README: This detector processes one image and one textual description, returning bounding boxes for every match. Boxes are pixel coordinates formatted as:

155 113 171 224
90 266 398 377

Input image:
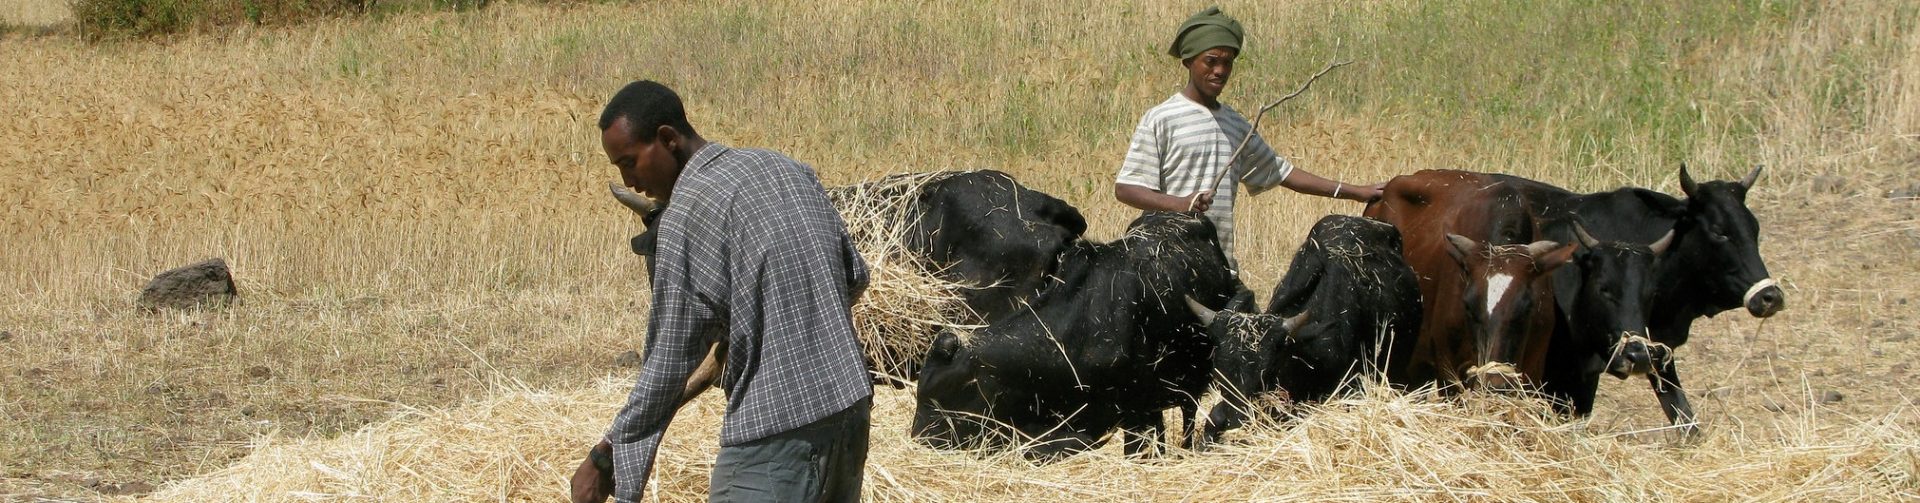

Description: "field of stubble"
2 0 1917 501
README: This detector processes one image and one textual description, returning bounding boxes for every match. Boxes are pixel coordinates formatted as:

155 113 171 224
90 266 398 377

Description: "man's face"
1185 47 1238 102
601 117 683 203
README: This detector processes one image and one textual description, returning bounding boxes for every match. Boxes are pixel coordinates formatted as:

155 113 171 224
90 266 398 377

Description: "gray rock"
0 330 11 343
138 258 238 310
1820 390 1844 404
1812 174 1846 194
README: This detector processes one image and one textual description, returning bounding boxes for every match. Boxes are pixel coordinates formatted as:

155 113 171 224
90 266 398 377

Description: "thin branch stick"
1189 52 1353 211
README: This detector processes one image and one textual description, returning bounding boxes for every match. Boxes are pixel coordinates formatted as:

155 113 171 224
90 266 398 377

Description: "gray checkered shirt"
605 143 873 502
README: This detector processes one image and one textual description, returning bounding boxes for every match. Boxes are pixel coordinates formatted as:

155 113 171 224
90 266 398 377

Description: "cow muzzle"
1467 362 1528 392
1744 278 1785 318
1605 333 1668 378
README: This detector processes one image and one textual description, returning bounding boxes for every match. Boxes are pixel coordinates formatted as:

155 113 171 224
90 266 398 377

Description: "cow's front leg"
1647 357 1698 437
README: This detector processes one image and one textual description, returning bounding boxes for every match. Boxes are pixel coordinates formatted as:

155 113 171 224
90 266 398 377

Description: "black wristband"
590 446 614 472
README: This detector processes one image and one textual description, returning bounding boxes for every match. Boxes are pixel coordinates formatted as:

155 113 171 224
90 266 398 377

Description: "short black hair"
599 80 698 142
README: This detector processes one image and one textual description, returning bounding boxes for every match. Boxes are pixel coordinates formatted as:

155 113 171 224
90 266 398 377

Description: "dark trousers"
709 397 871 503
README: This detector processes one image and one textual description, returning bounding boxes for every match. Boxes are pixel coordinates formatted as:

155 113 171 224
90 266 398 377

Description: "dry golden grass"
1 0 1917 500
128 381 1920 502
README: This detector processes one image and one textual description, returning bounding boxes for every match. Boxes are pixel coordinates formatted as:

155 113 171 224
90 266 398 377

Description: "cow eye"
1709 232 1731 243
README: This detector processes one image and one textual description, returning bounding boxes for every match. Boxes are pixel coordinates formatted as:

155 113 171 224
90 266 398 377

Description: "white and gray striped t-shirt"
1116 93 1294 267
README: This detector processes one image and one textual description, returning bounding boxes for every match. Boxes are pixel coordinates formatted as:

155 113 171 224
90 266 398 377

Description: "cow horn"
1648 228 1675 256
609 182 655 216
1739 164 1763 189
1445 234 1479 262
1572 221 1601 249
1524 240 1562 257
1281 310 1310 333
1678 163 1699 198
1183 296 1218 327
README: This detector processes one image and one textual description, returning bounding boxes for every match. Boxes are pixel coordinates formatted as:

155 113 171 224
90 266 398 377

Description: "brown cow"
1364 170 1574 390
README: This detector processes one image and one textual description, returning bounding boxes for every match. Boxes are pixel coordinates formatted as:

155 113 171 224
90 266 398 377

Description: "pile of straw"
131 380 1917 502
828 171 981 382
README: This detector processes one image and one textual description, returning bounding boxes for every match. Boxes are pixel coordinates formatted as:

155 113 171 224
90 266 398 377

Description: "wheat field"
2 0 1917 501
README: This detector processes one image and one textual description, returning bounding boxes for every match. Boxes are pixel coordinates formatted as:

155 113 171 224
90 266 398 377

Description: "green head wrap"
1168 6 1245 60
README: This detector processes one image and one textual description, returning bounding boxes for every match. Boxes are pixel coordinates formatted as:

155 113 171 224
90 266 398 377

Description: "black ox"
1498 165 1784 430
611 170 1089 386
1183 215 1423 449
911 212 1240 460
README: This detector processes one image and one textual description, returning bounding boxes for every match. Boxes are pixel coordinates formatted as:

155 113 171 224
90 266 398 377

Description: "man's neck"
1180 85 1220 110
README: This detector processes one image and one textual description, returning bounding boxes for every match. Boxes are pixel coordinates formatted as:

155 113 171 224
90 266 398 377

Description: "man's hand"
1348 182 1386 203
1186 191 1214 212
570 440 616 503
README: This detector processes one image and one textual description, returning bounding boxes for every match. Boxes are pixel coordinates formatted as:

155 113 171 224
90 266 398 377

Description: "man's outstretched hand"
571 440 615 503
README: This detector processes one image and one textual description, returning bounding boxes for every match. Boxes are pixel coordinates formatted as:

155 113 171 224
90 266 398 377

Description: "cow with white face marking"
1365 170 1574 391
1498 165 1782 431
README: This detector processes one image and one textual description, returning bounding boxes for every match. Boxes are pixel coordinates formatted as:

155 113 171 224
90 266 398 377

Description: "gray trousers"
709 397 871 502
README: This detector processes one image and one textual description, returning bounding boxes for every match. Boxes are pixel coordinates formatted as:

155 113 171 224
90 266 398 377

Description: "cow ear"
1678 163 1699 198
1530 240 1577 273
1445 234 1478 265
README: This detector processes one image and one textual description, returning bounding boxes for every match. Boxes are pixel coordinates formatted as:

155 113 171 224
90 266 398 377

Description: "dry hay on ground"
130 379 1918 502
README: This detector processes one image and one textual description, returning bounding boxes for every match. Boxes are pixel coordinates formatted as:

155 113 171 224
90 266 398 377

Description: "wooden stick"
1189 53 1353 211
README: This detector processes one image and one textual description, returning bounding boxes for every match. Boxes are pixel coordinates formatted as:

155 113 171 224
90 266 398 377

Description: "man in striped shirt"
1115 6 1384 269
571 81 873 503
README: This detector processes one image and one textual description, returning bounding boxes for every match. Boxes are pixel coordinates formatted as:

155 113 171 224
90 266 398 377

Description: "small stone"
614 350 643 368
1820 390 1844 404
1812 174 1845 194
0 330 12 342
244 365 273 380
1763 400 1787 412
240 406 257 417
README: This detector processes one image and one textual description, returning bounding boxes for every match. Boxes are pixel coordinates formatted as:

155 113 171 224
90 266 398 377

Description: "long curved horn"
1183 295 1218 326
1678 163 1699 197
1648 228 1676 256
1572 221 1601 249
609 182 655 216
1739 164 1763 189
1280 310 1311 333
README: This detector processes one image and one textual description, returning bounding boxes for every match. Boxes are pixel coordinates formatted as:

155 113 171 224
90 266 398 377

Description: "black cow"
911 212 1240 460
621 170 1086 323
616 170 1088 383
1497 164 1783 429
877 170 1089 323
1182 215 1423 449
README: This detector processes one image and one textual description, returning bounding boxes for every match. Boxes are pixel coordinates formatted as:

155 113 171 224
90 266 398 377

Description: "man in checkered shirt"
571 80 873 503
